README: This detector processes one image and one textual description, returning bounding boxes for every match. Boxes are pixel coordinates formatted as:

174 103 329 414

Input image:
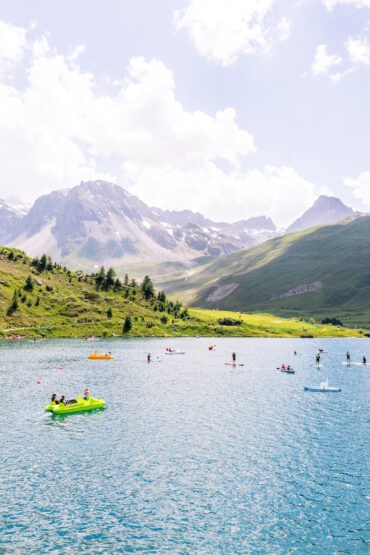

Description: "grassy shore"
0 246 366 339
189 308 363 338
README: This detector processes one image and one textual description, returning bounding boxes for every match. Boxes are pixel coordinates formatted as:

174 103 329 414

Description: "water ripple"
0 337 369 553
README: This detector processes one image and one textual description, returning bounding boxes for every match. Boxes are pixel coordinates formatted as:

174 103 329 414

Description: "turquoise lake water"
0 337 369 553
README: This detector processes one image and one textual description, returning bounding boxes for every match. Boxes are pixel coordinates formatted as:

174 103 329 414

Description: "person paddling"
232 352 236 363
363 356 367 364
147 353 151 363
346 351 350 363
316 353 320 364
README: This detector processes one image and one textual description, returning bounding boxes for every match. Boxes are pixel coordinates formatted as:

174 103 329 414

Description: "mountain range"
2 181 276 276
0 181 362 287
163 216 370 327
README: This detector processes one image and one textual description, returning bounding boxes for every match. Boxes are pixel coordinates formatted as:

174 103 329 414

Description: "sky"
0 0 369 227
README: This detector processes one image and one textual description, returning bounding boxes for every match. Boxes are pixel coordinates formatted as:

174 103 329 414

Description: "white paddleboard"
225 363 244 367
342 361 369 366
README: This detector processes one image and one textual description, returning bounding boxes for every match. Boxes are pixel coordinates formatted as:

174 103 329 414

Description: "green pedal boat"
45 396 106 414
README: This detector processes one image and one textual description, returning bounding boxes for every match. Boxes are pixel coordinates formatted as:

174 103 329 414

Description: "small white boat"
304 379 341 392
165 350 185 355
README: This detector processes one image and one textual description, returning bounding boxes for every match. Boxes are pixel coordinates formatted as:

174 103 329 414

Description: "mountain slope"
7 181 276 277
0 246 361 338
0 200 22 243
163 216 370 327
287 195 354 233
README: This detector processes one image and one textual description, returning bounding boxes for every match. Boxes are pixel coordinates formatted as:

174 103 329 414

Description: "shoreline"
1 329 366 340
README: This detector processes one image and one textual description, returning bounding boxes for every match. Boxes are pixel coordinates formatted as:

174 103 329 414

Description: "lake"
0 337 369 553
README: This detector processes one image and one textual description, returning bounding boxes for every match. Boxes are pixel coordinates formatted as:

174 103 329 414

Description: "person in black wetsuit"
363 356 367 364
59 394 77 405
316 353 320 364
232 352 236 362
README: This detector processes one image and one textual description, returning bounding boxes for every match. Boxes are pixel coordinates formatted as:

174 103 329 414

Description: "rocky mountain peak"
287 195 355 233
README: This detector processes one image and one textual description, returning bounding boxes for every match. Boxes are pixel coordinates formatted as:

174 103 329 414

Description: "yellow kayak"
88 353 114 360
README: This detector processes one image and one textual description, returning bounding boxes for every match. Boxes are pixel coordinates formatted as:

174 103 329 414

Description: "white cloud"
330 66 357 83
311 44 342 76
90 56 255 168
124 164 320 228
311 34 370 83
0 22 319 226
346 35 370 64
344 172 370 206
174 0 290 65
0 20 27 72
322 0 370 9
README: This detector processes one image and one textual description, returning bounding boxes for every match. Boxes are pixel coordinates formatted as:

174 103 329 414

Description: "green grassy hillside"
163 216 370 328
0 246 363 338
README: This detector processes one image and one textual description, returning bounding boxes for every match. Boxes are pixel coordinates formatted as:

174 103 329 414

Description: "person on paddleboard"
316 353 320 364
232 352 236 362
147 353 151 363
346 351 350 362
363 356 367 364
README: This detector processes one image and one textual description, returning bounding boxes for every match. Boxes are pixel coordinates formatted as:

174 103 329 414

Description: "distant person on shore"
232 352 236 362
346 351 350 363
